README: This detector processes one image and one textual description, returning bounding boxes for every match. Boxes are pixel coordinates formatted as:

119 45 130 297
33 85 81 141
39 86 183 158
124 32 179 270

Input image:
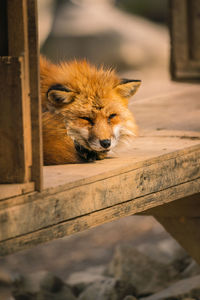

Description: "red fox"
40 56 141 165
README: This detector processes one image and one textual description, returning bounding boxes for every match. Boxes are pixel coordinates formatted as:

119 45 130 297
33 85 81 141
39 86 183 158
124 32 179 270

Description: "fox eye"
79 117 94 125
108 113 117 121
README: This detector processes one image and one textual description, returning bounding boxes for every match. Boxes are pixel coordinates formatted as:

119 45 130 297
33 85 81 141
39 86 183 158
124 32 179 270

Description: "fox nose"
100 139 111 149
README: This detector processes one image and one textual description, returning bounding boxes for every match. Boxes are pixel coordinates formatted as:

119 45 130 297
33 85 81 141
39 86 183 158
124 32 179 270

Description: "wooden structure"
0 0 200 266
170 0 200 80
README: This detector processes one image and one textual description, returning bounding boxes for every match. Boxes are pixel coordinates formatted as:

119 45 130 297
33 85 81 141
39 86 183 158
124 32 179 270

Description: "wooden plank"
0 183 35 201
0 144 199 253
0 57 31 183
27 0 43 191
0 177 200 255
0 0 8 56
7 0 32 179
43 133 200 191
0 0 33 184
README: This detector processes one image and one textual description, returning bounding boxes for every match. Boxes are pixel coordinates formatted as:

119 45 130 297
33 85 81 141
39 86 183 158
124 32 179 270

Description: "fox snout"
100 139 111 149
88 136 113 152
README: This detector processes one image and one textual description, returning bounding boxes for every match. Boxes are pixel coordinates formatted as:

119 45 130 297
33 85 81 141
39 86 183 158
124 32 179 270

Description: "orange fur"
40 56 141 165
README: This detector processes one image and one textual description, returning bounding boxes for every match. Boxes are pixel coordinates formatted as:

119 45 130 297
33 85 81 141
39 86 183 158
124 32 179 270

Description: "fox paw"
96 152 107 160
74 141 97 162
74 141 108 162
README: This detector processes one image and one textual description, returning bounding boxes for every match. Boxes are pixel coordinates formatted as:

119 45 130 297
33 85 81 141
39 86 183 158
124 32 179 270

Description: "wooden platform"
0 86 200 261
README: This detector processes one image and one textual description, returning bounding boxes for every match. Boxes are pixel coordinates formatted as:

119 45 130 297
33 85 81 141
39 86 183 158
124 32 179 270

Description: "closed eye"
79 117 94 125
108 113 117 121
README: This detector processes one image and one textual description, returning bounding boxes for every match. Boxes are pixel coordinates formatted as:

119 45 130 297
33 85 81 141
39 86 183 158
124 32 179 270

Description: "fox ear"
47 84 75 106
115 79 141 98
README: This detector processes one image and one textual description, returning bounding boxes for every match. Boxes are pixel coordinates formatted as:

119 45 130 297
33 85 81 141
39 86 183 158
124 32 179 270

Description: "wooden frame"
170 0 200 81
0 0 42 191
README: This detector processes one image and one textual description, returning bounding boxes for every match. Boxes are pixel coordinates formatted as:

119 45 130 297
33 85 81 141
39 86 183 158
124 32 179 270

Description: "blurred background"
38 0 174 102
39 0 168 72
2 1 197 299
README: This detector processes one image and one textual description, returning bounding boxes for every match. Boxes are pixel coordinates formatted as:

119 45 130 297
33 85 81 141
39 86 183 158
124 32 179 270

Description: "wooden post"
27 0 43 190
143 194 200 264
170 0 200 81
0 0 42 190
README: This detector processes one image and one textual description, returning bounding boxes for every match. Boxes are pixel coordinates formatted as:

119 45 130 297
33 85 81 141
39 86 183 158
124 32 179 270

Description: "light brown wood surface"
0 183 35 201
0 141 199 254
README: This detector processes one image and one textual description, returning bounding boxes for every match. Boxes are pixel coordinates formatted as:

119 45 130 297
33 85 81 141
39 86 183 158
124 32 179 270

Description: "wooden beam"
0 178 200 256
0 0 32 183
156 216 200 265
0 144 199 255
27 0 43 191
0 0 42 189
141 194 200 264
170 0 200 81
0 183 35 201
0 57 31 183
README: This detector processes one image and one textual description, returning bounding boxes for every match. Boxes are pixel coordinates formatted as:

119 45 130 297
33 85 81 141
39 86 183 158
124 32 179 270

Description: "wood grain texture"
0 177 200 256
0 57 31 183
7 0 28 57
0 0 42 190
0 0 33 183
27 0 43 191
0 183 35 201
0 143 199 255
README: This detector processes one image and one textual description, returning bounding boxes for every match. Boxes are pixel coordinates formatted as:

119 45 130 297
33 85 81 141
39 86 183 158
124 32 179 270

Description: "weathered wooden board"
7 0 33 175
0 57 31 183
27 0 43 191
43 131 200 191
0 183 35 201
0 0 42 190
0 177 200 256
0 142 199 255
0 0 32 183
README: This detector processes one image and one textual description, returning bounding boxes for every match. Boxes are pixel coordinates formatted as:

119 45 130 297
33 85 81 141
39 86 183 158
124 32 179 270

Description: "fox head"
40 57 141 154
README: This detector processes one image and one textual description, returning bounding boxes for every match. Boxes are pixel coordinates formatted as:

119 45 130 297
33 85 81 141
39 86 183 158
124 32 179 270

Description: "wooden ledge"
0 132 199 255
0 86 200 255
